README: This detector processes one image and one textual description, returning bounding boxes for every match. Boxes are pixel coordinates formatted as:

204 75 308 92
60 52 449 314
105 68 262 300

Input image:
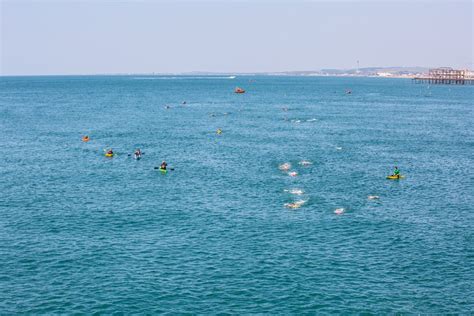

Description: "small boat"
234 87 245 94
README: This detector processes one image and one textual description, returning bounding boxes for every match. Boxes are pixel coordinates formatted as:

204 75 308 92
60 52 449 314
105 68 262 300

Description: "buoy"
82 136 90 142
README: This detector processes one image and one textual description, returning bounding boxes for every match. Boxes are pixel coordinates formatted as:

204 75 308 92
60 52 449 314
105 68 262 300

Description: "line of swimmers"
84 137 168 171
104 148 168 170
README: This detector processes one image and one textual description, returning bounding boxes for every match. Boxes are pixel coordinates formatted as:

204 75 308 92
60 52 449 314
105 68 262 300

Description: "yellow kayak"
386 175 405 180
105 153 114 157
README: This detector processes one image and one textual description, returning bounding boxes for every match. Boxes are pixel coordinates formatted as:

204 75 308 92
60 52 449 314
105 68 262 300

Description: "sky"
0 0 472 75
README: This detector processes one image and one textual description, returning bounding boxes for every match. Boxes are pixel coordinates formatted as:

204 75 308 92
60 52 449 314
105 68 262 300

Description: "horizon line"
3 65 468 77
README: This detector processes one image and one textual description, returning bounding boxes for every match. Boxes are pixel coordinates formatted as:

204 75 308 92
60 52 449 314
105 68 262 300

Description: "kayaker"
134 149 142 159
393 166 400 178
160 161 167 170
107 149 114 155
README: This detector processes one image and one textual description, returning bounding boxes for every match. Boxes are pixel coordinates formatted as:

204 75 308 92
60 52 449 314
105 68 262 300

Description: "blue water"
1 75 473 313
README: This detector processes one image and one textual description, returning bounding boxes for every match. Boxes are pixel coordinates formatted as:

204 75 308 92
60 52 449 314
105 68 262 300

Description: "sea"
0 75 473 313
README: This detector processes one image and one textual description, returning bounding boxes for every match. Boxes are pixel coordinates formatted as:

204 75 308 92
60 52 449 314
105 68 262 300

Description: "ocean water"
0 75 473 313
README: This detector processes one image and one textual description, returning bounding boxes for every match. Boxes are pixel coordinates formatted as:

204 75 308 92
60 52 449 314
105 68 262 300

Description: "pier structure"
413 68 474 85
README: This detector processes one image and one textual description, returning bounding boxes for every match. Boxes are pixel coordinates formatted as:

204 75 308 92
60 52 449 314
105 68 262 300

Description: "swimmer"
334 208 345 215
82 135 90 142
216 128 222 135
284 199 307 209
299 160 312 166
278 162 291 171
288 171 298 177
368 195 380 200
284 189 304 195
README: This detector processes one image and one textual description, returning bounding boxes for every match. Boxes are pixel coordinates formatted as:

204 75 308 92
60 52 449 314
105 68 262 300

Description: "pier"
413 68 474 85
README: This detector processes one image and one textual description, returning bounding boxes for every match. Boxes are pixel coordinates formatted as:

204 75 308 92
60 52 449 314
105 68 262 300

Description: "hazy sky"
1 0 472 75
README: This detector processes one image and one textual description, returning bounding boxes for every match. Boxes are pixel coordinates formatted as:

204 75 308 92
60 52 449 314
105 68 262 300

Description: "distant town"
280 67 474 80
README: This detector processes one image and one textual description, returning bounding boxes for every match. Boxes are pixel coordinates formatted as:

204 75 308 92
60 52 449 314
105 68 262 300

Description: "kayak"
386 175 405 180
134 155 141 160
105 153 114 157
159 168 167 174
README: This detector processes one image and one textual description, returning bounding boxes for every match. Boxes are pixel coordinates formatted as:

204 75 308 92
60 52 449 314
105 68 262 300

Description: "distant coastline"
3 67 473 78
134 67 431 79
134 67 435 79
